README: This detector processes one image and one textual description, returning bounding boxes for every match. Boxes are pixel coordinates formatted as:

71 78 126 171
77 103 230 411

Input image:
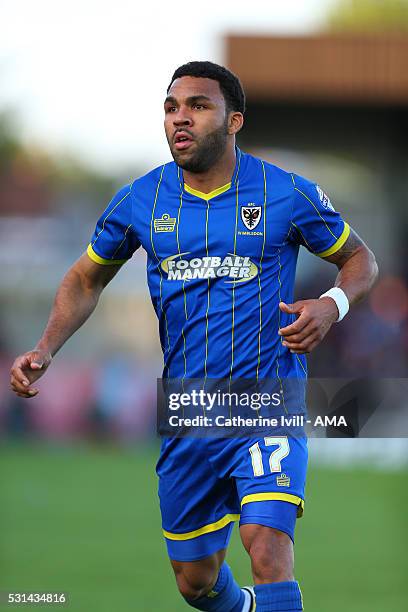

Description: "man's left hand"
278 298 339 354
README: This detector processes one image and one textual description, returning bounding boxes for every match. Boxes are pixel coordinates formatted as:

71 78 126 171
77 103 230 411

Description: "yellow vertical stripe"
295 354 307 375
176 190 188 381
256 161 267 381
276 247 288 414
86 244 128 265
317 222 350 258
292 173 348 254
290 221 314 252
111 223 132 259
234 148 242 185
294 185 338 240
92 190 130 247
149 166 171 374
203 199 211 381
229 180 240 384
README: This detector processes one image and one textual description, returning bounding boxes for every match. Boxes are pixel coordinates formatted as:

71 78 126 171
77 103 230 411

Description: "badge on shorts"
241 204 262 230
277 473 291 487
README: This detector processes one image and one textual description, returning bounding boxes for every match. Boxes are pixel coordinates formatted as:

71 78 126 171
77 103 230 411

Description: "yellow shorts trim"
317 222 350 258
86 244 128 266
163 513 240 541
241 492 305 518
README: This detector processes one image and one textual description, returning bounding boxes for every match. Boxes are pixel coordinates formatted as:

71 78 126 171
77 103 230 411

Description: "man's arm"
10 253 122 398
278 228 379 354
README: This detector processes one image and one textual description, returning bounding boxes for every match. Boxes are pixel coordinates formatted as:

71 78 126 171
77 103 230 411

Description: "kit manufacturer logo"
277 473 291 487
154 213 176 233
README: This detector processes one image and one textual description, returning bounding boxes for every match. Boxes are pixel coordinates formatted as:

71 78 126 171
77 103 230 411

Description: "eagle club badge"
241 204 262 230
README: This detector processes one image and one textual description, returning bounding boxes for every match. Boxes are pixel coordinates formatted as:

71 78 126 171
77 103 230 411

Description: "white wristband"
319 287 349 322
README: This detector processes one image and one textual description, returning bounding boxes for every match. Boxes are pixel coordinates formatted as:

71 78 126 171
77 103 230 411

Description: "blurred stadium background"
1 1 407 610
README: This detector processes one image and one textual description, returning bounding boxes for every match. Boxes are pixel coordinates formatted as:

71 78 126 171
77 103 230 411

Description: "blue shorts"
157 435 308 561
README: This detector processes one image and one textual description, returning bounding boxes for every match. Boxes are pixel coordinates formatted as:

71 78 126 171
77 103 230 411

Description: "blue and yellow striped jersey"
88 148 349 380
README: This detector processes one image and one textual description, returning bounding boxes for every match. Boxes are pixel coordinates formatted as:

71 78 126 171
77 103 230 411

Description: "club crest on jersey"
154 213 176 233
241 203 262 230
316 186 335 212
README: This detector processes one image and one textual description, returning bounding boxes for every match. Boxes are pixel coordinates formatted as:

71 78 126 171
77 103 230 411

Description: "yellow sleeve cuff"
86 244 128 265
317 222 350 258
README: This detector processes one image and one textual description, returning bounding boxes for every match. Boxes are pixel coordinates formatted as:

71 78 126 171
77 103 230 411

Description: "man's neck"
183 145 236 195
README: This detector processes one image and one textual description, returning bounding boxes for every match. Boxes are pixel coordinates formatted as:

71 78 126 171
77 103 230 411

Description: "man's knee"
241 525 294 583
171 554 223 601
175 571 216 601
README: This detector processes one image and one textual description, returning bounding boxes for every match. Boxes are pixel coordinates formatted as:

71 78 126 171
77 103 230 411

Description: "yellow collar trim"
184 182 231 201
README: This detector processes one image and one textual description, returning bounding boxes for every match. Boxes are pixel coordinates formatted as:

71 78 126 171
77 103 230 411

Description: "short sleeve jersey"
88 149 349 380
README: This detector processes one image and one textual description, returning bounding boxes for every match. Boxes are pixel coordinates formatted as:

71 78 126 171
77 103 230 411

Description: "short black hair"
168 61 246 114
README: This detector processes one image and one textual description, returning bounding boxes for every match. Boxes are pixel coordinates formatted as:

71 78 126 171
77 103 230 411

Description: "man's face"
164 76 230 173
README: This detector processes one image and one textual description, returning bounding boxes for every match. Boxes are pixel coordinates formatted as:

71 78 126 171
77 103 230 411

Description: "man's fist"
10 350 52 398
278 298 339 354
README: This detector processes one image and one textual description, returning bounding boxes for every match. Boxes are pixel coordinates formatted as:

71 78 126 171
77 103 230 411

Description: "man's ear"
227 111 244 135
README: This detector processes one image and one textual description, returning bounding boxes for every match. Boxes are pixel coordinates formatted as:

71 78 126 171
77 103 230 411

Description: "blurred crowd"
0 151 406 443
0 350 157 443
1 53 407 443
1 269 406 443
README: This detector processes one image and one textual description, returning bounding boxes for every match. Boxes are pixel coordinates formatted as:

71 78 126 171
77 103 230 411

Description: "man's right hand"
10 350 52 398
9 253 122 400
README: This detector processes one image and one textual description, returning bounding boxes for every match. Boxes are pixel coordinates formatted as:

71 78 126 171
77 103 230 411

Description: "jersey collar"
177 146 243 201
184 182 231 200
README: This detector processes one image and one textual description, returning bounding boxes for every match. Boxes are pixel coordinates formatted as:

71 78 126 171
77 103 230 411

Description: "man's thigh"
237 435 308 541
157 437 240 562
205 435 308 541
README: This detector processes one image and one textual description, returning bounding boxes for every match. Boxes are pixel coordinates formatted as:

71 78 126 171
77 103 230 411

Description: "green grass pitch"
1 443 406 611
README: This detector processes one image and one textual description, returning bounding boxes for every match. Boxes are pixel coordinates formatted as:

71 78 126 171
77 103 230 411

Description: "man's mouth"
174 131 194 151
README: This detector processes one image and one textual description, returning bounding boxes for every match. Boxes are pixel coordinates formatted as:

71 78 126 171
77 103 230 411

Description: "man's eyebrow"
187 95 212 103
164 94 213 105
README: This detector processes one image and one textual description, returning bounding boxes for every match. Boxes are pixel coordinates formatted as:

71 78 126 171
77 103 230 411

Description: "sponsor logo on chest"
160 253 258 284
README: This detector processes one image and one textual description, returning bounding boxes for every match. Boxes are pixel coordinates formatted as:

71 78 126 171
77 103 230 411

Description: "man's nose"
173 106 193 126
